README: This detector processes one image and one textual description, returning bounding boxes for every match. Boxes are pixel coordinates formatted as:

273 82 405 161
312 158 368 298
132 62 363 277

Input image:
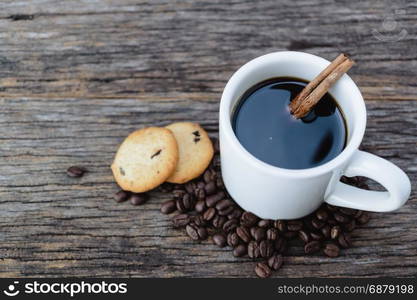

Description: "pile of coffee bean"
114 138 371 278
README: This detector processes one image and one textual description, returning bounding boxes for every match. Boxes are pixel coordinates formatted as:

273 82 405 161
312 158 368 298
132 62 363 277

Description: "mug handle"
325 150 411 212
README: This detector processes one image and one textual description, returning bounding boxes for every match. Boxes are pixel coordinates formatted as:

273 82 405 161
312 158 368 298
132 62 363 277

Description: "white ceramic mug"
219 51 411 220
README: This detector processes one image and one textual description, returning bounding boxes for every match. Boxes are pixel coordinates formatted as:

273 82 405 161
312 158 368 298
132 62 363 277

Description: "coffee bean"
233 244 247 257
357 182 369 190
161 200 176 214
158 182 174 192
183 194 194 209
326 204 338 212
176 199 186 212
298 230 310 243
327 218 338 226
248 241 260 259
223 219 238 233
229 205 243 221
212 215 227 229
310 232 323 241
206 192 225 207
236 226 251 243
203 169 215 184
172 214 190 227
196 181 206 190
204 181 217 195
268 254 283 271
283 231 297 239
250 226 257 237
195 188 205 200
192 215 206 227
344 219 356 232
258 219 272 228
302 218 316 232
216 177 224 188
114 190 130 203
266 228 278 240
311 218 325 229
197 227 208 240
130 193 148 206
252 227 266 242
227 232 240 247
339 207 357 216
240 212 259 227
333 212 350 224
66 166 87 178
227 208 242 220
185 182 196 194
195 200 206 213
316 209 329 221
274 238 287 253
173 189 186 199
321 225 331 239
255 262 272 278
218 206 234 216
207 227 217 236
330 225 341 240
173 184 184 190
186 224 200 240
353 210 363 219
324 243 340 257
287 220 303 231
357 212 370 225
304 241 321 254
341 175 360 186
275 220 287 232
216 199 234 211
212 156 221 168
203 207 216 221
259 240 274 258
213 233 227 247
338 232 352 248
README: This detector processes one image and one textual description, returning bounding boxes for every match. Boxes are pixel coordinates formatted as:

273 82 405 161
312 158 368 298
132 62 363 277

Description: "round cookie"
165 122 214 184
111 127 178 193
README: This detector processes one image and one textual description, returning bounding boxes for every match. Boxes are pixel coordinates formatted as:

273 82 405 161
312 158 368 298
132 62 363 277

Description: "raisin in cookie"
111 127 178 192
165 122 214 184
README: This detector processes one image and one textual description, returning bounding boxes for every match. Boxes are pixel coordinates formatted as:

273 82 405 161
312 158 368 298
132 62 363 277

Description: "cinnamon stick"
289 54 354 119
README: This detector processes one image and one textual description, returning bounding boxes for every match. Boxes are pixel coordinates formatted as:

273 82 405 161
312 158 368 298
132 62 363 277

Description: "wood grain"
0 0 416 277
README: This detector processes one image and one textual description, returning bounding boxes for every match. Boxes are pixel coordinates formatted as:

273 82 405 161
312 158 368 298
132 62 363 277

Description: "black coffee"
232 77 346 169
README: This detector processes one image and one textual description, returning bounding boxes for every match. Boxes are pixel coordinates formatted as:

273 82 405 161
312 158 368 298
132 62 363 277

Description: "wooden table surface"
0 0 416 277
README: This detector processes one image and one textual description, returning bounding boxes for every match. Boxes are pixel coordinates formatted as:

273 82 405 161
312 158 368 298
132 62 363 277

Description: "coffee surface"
232 77 346 169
